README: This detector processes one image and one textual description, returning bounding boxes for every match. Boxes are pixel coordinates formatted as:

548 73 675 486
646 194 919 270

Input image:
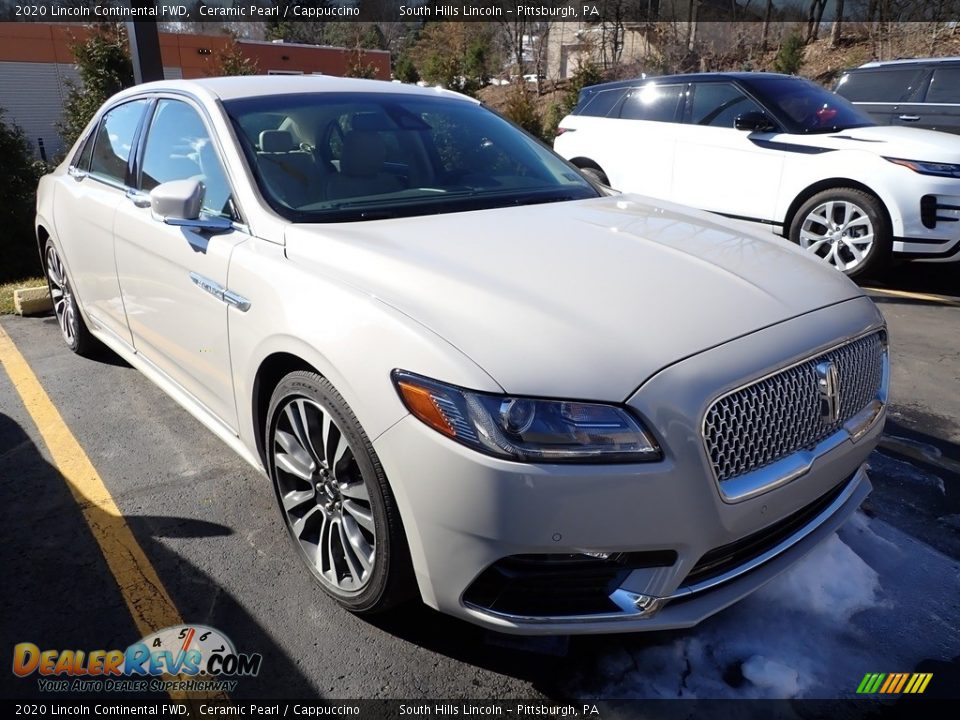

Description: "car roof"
110 75 479 104
580 71 805 93
855 56 960 69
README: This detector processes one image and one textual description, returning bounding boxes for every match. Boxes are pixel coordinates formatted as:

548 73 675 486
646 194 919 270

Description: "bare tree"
499 19 529 77
761 0 774 50
830 0 845 47
687 0 699 51
806 0 829 42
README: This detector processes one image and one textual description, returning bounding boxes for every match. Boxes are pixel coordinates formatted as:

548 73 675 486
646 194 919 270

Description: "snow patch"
574 512 960 700
754 532 881 622
741 656 800 696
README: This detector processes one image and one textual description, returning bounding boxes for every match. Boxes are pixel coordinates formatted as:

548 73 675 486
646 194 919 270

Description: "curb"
13 286 52 316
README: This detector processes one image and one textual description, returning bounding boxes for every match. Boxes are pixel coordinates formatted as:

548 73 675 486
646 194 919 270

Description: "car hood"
772 125 960 162
285 195 863 400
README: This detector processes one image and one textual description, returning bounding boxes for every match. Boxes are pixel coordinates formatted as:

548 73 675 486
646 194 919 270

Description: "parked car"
834 57 960 135
37 76 888 634
554 72 960 278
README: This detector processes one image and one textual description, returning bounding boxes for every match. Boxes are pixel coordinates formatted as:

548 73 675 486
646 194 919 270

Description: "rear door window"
89 99 149 185
924 67 960 104
835 69 925 102
619 84 684 123
578 88 627 117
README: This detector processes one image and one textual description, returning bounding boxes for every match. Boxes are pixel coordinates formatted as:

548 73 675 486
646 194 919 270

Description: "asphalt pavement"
0 262 957 700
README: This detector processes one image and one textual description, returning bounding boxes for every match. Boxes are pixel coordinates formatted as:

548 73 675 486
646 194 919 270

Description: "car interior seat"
256 130 325 209
324 130 405 201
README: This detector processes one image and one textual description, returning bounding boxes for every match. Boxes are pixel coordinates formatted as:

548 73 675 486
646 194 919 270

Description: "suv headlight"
392 370 661 463
885 157 960 178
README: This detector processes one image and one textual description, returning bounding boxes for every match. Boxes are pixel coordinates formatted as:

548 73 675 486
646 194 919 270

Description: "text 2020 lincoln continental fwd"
36 76 889 634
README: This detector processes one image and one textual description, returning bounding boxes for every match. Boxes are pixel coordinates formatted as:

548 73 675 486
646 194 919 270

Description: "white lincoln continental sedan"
36 76 889 634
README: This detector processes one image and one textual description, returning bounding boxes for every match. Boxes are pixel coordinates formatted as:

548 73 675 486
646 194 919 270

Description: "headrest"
259 130 296 153
350 113 393 132
341 131 387 177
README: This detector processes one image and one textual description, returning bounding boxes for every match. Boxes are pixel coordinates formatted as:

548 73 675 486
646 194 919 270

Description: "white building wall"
0 61 182 160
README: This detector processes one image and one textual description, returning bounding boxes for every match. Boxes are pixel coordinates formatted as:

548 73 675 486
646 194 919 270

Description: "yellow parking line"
0 323 219 701
863 287 960 308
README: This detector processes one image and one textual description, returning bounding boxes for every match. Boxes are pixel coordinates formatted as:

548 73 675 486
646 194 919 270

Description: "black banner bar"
0 698 937 719
1 1 957 24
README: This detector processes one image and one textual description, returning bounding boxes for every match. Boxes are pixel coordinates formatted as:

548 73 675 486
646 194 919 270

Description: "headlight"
392 370 661 464
884 157 960 178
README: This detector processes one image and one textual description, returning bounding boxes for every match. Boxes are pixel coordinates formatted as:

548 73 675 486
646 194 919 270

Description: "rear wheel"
789 188 891 279
43 239 97 356
266 371 414 614
578 165 610 187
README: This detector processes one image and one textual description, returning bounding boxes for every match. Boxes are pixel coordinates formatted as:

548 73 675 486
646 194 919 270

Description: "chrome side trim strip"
222 289 251 312
190 272 225 302
190 272 250 312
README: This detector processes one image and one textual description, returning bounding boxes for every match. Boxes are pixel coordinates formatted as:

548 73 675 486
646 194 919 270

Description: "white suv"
554 72 960 278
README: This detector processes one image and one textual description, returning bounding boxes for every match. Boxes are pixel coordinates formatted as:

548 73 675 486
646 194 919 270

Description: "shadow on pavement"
0 412 315 699
863 418 960 561
863 262 959 299
366 601 571 696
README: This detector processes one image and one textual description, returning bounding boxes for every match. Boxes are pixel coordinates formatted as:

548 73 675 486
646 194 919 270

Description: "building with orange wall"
0 23 391 159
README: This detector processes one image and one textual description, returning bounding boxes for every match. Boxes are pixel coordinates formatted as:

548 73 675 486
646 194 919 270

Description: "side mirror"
734 111 776 133
149 179 232 233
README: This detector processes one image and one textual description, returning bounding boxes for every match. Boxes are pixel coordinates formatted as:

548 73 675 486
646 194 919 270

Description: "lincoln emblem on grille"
816 360 841 424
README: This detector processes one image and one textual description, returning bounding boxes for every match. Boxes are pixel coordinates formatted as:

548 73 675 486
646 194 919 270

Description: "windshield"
745 76 876 134
224 92 598 223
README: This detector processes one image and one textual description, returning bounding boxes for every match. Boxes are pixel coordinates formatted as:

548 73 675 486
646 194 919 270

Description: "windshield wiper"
506 192 581 207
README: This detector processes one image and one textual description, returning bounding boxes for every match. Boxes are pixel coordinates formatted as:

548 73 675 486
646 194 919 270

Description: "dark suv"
834 58 960 134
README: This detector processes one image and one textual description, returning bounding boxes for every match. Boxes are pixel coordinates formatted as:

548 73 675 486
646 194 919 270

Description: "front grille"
683 477 849 586
704 332 885 483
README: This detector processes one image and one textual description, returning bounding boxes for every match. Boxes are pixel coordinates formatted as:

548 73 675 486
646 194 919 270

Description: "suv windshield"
224 92 598 223
745 76 876 134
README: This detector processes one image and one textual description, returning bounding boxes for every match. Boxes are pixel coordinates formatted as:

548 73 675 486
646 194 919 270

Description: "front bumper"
892 178 960 260
372 297 885 634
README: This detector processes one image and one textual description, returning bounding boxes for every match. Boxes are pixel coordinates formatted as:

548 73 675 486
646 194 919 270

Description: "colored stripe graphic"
857 672 932 694
879 674 897 693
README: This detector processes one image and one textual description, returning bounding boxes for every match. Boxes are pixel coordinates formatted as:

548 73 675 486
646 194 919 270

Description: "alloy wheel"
798 200 875 273
271 397 376 593
46 245 77 346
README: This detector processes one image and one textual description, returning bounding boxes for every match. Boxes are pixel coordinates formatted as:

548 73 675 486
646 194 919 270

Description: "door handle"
125 189 151 208
898 114 920 122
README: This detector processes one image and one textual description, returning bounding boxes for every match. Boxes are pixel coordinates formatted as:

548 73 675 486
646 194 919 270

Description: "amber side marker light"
396 380 456 438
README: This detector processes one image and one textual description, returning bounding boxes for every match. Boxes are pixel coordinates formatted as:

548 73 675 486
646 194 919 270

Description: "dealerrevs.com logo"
12 625 262 693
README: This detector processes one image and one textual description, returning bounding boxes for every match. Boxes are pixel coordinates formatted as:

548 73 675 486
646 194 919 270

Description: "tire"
265 371 415 614
578 165 610 187
789 188 891 279
43 239 98 356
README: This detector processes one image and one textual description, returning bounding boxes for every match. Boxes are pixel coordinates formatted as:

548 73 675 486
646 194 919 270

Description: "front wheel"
789 188 891 279
266 371 414 614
